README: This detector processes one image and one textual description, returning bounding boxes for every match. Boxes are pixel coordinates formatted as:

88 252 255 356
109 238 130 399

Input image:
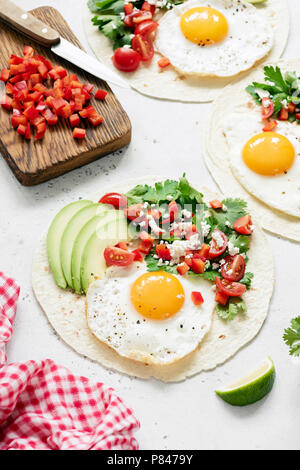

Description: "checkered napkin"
0 272 20 366
0 273 140 450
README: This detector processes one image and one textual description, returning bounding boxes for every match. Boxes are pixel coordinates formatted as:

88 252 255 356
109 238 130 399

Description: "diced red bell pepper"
296 113 300 121
209 200 223 209
157 57 170 68
9 55 24 66
1 95 13 110
42 108 58 125
191 291 204 306
35 122 47 140
169 200 178 222
115 242 128 251
10 63 26 75
0 69 10 82
177 262 190 276
69 113 81 128
73 128 86 139
31 115 46 128
24 123 31 140
215 290 229 306
95 89 108 101
263 120 278 132
23 46 34 57
124 3 133 15
5 82 15 95
24 106 39 121
52 98 68 114
191 258 205 274
88 115 103 126
288 102 296 114
279 107 288 121
142 1 156 15
138 232 154 254
11 114 27 128
197 244 210 260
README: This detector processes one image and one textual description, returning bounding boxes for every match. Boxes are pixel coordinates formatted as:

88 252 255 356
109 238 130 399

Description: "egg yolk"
242 132 295 176
131 271 185 320
180 7 228 45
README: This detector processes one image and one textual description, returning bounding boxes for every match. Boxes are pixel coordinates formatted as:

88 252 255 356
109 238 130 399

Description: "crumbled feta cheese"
228 241 240 256
201 221 211 237
212 263 219 270
166 195 173 201
225 221 231 227
167 234 201 264
139 221 146 228
250 225 255 231
153 254 159 259
212 230 224 248
219 259 225 265
158 258 163 266
182 209 192 219
205 260 211 270
281 99 288 108
222 204 227 212
256 88 270 99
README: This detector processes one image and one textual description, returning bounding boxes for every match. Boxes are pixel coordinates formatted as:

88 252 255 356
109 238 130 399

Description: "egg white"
86 262 215 366
155 0 273 78
224 106 300 218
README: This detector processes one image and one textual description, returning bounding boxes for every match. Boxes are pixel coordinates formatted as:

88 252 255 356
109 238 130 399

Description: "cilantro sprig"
216 298 246 321
246 66 300 120
88 0 183 50
283 317 300 357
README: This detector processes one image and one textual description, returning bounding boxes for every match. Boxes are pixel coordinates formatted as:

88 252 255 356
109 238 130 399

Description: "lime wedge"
215 357 275 406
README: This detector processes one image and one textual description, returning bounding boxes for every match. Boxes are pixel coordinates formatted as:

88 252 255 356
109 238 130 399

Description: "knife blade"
0 0 129 89
51 38 129 89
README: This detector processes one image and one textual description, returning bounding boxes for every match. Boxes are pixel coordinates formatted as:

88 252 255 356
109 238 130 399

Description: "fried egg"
86 263 215 365
225 109 300 218
155 0 273 77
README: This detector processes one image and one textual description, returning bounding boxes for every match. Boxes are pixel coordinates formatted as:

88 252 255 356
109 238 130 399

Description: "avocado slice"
71 210 126 294
80 213 130 294
47 200 93 289
60 203 110 289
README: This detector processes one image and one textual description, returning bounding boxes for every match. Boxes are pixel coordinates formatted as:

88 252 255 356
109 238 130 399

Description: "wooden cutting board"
0 7 131 186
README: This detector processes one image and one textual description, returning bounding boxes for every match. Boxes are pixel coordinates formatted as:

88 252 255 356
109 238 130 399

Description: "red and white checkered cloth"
0 273 140 450
0 272 20 366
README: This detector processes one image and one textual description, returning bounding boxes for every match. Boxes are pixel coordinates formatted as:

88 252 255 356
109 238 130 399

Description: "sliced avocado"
47 200 93 289
60 203 110 289
71 210 126 294
80 213 129 294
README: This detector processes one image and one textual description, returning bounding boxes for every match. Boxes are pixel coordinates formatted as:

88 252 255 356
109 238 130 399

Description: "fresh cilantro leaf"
178 174 203 204
245 85 261 105
216 298 246 321
208 198 247 234
264 66 290 94
125 184 150 205
188 270 222 281
283 317 300 357
228 233 250 254
240 272 254 290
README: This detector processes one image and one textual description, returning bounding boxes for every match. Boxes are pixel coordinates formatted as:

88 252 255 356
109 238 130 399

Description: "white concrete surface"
1 0 299 450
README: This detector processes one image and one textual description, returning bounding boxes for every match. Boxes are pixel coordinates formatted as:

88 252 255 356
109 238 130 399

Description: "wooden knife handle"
0 0 60 46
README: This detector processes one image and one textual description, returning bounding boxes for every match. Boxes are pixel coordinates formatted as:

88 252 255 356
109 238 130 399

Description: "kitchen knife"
0 0 129 88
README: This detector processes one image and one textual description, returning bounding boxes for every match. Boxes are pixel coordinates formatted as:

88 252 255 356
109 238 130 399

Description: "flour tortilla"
204 58 300 243
83 0 289 102
32 176 274 382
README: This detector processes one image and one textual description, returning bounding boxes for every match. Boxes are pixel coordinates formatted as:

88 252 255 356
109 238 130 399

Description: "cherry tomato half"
112 47 141 72
104 246 134 267
99 192 128 209
233 215 253 235
134 20 158 37
215 276 246 297
209 229 228 259
221 255 245 282
261 97 274 119
131 34 154 62
125 204 145 222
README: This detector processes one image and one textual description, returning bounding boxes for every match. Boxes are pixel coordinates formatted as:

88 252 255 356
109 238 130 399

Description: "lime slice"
215 357 275 406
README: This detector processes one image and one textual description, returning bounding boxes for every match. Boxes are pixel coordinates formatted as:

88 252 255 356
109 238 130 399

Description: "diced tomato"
220 255 245 282
112 47 141 72
73 128 86 139
95 89 108 101
215 277 246 297
233 215 253 235
132 11 152 24
184 256 193 268
191 258 205 274
279 107 288 121
131 34 154 62
142 1 156 15
177 262 190 276
263 120 277 132
147 208 161 220
132 249 143 262
138 232 154 254
0 69 10 82
99 192 128 210
156 244 171 261
134 20 158 37
288 102 296 114
104 246 134 267
261 97 274 119
69 113 81 128
115 241 128 251
124 3 133 15
215 290 229 306
209 229 228 259
125 203 145 222
168 200 178 222
209 200 223 209
157 57 170 68
0 95 12 110
124 11 143 28
191 291 204 306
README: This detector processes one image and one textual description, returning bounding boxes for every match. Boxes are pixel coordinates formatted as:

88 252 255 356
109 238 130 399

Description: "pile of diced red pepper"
0 46 108 141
